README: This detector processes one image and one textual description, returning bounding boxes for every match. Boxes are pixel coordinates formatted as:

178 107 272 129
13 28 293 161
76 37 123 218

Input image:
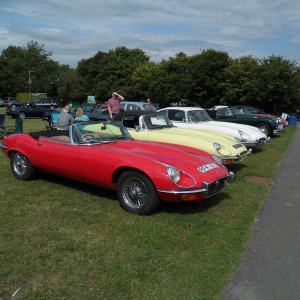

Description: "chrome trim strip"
0 142 8 150
157 187 208 194
229 171 235 182
158 173 234 194
273 129 281 135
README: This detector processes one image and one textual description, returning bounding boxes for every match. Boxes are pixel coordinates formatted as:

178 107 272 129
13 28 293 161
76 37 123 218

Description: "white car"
158 107 269 148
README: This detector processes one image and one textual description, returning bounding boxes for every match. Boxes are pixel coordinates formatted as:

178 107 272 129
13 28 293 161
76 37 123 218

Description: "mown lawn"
0 115 297 299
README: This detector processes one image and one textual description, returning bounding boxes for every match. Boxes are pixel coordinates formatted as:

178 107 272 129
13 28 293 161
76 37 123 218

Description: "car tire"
257 123 271 136
17 112 25 119
117 171 160 215
10 152 36 180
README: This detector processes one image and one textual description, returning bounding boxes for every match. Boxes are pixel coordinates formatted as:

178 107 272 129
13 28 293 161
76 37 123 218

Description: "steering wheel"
81 134 95 142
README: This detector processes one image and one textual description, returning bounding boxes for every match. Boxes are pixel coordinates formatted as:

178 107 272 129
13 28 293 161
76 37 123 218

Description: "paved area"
222 124 300 300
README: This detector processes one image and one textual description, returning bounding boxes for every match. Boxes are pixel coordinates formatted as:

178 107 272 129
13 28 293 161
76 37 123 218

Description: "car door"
214 108 238 123
34 136 79 178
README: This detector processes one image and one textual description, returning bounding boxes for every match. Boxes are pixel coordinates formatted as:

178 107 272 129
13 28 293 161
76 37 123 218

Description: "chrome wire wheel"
122 177 147 209
13 153 28 176
117 171 160 214
10 152 36 180
257 123 271 136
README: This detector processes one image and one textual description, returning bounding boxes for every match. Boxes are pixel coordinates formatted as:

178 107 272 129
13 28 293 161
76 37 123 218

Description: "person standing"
108 92 124 119
57 104 74 130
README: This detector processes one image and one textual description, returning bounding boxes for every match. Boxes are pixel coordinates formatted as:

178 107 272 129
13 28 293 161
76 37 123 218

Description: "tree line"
1 41 300 113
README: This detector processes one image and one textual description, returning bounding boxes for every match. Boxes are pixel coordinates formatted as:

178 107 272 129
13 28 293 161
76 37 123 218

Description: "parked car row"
0 101 288 215
5 97 59 119
42 101 158 123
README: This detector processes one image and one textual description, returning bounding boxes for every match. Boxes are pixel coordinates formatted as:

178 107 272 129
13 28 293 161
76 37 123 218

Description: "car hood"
96 139 228 178
204 121 267 138
129 127 247 157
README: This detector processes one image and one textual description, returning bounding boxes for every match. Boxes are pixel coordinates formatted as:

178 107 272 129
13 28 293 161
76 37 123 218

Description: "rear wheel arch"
256 122 272 136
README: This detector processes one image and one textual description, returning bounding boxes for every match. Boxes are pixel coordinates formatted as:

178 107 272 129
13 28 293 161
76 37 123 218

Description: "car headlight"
213 142 231 156
167 166 180 184
238 130 250 141
211 154 222 164
213 143 221 151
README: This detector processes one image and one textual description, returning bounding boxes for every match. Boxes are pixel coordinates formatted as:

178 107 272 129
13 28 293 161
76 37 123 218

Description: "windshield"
143 104 157 111
143 113 173 129
230 107 251 115
71 121 132 144
187 110 212 122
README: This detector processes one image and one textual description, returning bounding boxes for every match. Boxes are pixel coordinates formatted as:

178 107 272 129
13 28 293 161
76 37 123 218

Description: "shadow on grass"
38 173 117 201
251 147 266 154
158 192 230 215
37 172 231 215
226 162 247 173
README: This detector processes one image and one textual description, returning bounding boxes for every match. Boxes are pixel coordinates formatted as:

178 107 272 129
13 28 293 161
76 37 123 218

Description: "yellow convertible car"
114 111 251 165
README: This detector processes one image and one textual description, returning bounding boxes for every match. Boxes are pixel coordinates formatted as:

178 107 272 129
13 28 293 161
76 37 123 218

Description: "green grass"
0 115 297 299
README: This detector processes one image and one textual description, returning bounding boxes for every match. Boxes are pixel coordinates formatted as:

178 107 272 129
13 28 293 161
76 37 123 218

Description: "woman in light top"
75 108 89 122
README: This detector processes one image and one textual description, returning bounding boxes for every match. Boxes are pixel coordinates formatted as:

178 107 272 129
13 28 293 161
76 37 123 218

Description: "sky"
1 0 300 67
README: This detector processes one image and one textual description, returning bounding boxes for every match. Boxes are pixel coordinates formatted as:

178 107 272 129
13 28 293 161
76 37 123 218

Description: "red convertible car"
0 121 234 215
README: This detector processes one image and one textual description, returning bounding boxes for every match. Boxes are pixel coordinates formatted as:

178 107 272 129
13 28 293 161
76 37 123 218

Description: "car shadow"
37 173 231 215
157 192 230 215
226 162 247 173
38 173 117 200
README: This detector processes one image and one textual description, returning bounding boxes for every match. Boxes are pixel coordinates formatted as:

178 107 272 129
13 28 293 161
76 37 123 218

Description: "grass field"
0 114 297 299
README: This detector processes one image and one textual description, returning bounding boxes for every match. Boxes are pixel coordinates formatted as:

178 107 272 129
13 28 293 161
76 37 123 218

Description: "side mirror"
134 125 140 131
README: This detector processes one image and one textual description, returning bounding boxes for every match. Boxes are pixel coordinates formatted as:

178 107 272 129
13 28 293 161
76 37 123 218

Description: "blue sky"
1 0 300 67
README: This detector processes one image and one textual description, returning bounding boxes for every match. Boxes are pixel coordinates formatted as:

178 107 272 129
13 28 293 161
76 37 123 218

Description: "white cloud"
1 0 300 66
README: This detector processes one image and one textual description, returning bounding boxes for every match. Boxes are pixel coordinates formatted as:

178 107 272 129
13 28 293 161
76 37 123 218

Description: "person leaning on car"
57 105 74 130
108 92 124 119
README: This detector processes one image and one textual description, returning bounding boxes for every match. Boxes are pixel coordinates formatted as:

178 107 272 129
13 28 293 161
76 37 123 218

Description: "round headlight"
167 166 180 184
213 142 231 156
213 143 221 151
211 154 222 164
238 130 250 141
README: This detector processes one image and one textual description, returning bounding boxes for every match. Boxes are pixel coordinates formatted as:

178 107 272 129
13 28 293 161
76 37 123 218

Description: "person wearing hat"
108 92 124 119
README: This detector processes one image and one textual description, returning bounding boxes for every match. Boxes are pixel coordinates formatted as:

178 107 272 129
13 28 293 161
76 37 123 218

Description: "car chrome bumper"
273 128 282 135
0 142 8 150
157 172 234 195
221 149 252 165
243 137 269 148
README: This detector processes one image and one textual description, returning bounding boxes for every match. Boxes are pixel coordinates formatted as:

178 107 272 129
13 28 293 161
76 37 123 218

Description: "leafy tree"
77 47 149 101
131 61 170 103
159 52 195 103
219 56 261 105
0 45 27 96
57 65 85 103
257 55 300 113
0 41 60 98
189 49 231 107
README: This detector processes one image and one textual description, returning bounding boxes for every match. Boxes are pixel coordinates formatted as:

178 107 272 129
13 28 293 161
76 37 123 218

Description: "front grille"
205 176 229 198
233 143 244 149
258 138 267 144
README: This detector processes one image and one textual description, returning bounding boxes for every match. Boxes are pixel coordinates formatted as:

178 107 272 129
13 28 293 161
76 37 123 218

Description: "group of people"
56 91 125 130
56 105 89 130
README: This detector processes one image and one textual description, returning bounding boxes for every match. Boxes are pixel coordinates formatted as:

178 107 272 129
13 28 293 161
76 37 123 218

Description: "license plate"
198 163 219 173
